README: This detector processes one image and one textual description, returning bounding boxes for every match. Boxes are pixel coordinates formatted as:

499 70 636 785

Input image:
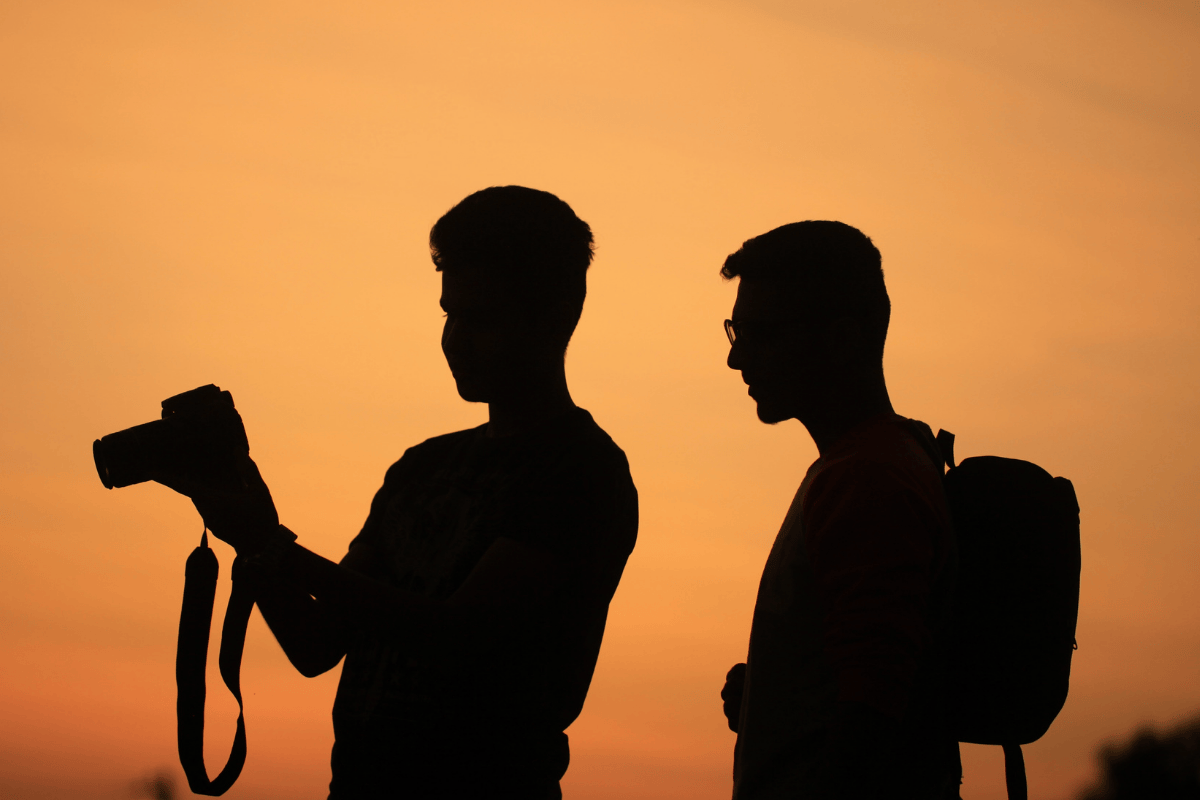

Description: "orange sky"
1 1 1198 798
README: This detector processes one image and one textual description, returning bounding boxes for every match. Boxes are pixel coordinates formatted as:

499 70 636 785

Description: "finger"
153 471 211 500
724 701 741 732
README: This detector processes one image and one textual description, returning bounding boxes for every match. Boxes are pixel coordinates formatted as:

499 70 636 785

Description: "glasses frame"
726 317 801 347
725 318 772 346
724 319 738 346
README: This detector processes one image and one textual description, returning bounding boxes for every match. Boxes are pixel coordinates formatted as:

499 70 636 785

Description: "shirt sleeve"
801 458 944 721
501 442 638 577
342 447 420 571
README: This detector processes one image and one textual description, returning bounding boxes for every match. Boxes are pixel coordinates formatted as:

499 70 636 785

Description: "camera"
93 384 250 492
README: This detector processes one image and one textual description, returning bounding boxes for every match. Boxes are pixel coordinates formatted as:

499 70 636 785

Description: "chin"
754 399 792 425
453 377 489 404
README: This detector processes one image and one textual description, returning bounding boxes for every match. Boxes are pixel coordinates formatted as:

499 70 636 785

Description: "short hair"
721 221 891 358
430 186 594 329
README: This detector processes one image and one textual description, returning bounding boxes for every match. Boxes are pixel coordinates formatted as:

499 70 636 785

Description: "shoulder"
349 424 486 556
512 409 638 559
408 423 486 460
813 415 943 496
568 410 633 474
531 408 634 489
379 424 486 485
803 415 951 539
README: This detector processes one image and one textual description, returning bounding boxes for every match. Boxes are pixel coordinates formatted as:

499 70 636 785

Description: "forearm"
249 563 349 677
278 541 447 639
255 535 550 668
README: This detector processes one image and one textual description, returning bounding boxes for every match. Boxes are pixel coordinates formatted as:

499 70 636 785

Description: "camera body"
93 384 250 491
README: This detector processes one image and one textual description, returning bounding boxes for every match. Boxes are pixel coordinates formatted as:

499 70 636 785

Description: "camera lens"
93 439 114 489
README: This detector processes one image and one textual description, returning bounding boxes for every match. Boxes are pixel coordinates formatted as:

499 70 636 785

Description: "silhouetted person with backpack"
719 222 960 799
173 186 639 799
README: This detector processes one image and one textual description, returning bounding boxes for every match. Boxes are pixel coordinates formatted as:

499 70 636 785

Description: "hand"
721 662 747 732
156 454 279 555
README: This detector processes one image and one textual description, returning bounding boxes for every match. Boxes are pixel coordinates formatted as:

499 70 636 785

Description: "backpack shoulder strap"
1003 743 1028 800
936 429 957 469
904 419 948 472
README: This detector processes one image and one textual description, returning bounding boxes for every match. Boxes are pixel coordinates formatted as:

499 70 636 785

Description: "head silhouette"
723 221 890 428
431 186 594 404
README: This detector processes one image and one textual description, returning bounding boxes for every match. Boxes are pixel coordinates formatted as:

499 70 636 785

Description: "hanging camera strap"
176 530 254 796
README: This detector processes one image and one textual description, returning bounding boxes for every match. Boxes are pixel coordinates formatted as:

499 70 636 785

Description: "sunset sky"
1 1 1198 798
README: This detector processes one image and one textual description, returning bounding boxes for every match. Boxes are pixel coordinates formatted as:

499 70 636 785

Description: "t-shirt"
329 407 638 799
732 413 957 800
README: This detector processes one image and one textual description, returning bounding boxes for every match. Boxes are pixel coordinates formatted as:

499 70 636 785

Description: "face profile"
726 279 816 425
431 186 593 413
440 266 523 404
723 221 891 432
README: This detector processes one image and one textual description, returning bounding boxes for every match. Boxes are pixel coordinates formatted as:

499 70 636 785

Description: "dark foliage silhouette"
1078 715 1200 800
131 771 176 800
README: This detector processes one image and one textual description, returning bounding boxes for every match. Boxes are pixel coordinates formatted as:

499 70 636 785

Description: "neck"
799 372 894 456
485 361 575 438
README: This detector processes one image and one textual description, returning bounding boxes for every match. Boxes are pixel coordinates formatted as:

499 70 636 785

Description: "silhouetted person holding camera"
719 222 959 799
172 186 638 799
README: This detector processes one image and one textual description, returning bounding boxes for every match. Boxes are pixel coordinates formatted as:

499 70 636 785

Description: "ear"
535 297 583 352
821 316 867 366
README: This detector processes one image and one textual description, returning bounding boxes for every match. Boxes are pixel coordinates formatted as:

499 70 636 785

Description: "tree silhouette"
1077 714 1200 799
131 771 176 800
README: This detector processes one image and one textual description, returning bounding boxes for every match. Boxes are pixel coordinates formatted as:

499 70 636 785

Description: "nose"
441 315 463 359
727 341 744 371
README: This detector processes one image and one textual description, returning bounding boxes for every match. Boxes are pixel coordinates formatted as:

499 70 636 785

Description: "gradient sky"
1 1 1197 798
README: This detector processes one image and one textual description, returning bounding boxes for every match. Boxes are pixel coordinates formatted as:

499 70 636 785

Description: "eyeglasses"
725 318 776 347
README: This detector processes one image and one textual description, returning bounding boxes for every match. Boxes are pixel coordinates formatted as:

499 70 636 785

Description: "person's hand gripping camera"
93 384 285 557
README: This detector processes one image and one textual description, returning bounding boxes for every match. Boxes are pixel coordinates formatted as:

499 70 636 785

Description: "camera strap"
176 531 255 796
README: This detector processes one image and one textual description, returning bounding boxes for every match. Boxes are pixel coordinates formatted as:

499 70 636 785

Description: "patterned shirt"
330 408 637 797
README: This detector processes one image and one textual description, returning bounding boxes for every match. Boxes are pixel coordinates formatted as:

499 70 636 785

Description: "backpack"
930 429 1081 800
